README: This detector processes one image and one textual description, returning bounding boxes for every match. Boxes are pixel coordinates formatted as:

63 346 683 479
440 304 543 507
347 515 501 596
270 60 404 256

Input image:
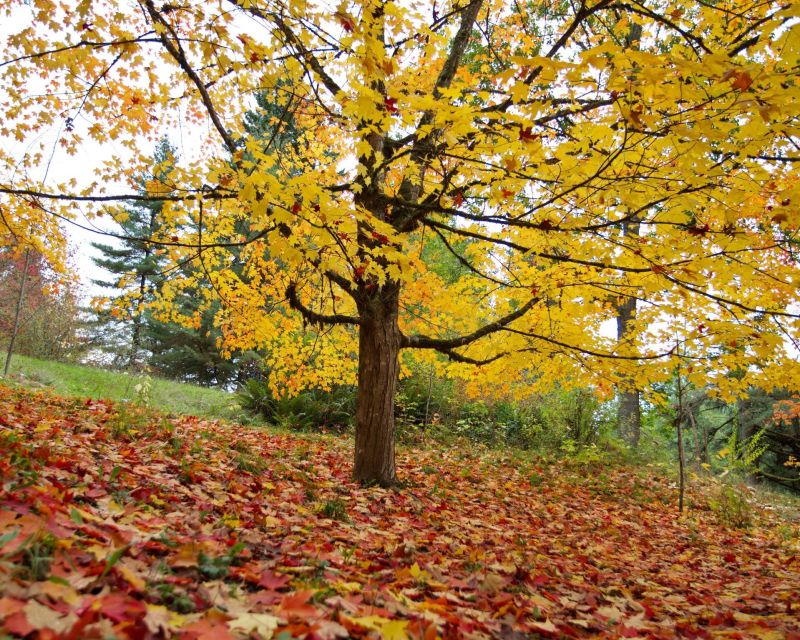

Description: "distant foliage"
395 368 615 453
643 378 800 494
0 249 84 362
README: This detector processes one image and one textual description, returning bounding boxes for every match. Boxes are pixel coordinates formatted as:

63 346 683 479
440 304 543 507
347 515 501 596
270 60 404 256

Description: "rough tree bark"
615 207 642 447
614 21 644 448
616 290 641 448
353 284 401 486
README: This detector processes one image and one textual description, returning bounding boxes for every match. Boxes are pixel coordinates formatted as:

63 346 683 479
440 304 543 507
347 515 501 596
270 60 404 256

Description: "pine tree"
90 139 173 369
92 89 302 383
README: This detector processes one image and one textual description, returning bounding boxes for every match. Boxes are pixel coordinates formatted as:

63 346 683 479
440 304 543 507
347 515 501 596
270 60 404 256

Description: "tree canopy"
2 0 799 484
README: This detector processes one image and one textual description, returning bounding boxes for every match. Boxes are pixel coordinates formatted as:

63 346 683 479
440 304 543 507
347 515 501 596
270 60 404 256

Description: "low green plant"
2 435 41 490
235 453 266 474
16 532 57 581
717 427 768 477
237 378 355 431
152 582 196 613
133 374 153 407
709 483 753 529
395 363 455 432
198 542 246 580
412 386 614 455
320 498 349 522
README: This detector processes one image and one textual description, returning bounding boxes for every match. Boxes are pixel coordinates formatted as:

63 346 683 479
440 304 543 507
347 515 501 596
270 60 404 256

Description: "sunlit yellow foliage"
1 0 799 409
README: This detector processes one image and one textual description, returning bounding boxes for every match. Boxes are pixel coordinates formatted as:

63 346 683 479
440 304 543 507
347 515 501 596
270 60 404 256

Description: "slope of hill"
0 384 798 639
4 355 234 420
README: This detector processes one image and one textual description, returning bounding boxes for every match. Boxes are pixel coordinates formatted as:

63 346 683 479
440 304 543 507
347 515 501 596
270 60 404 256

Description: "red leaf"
730 70 753 91
771 212 788 224
95 592 147 623
258 570 290 590
277 590 318 620
2 611 35 637
384 97 398 113
181 617 237 640
337 13 354 32
519 126 538 142
687 223 709 237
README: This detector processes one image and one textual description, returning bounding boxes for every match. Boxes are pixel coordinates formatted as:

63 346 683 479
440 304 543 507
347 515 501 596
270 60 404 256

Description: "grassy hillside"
3 354 235 420
0 383 798 639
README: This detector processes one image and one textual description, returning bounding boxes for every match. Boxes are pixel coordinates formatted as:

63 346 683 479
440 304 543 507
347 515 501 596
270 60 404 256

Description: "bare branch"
0 36 161 69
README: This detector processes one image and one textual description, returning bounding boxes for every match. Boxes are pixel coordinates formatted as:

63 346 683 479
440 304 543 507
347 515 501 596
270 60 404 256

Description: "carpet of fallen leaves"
1 385 798 640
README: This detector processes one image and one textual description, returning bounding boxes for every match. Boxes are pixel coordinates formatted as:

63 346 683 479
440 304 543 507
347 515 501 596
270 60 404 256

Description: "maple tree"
1 385 799 639
2 0 800 485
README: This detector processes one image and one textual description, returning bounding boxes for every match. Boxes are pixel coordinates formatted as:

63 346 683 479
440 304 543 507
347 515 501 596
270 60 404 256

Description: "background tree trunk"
614 21 644 449
616 292 641 447
353 283 401 487
616 216 642 448
617 385 641 448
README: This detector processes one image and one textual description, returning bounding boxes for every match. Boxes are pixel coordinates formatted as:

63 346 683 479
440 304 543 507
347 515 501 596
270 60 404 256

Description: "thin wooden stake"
4 247 31 377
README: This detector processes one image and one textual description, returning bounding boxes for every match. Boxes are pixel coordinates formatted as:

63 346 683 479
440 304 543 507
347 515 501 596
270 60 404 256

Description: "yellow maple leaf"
228 612 280 638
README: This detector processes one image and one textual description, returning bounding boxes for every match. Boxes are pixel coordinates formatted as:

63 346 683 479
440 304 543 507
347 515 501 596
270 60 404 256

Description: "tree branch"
286 283 360 326
0 186 233 204
431 0 484 99
260 9 344 98
506 328 675 360
439 349 506 365
394 0 484 228
401 297 538 350
143 0 238 154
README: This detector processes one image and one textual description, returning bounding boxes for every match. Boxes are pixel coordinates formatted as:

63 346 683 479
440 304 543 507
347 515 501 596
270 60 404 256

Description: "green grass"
2 354 236 420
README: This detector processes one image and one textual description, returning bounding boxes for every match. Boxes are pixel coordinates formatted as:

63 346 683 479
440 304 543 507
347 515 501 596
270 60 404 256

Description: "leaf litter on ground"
0 385 798 639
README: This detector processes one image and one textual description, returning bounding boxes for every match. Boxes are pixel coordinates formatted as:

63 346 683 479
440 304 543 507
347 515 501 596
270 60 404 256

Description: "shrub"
395 364 455 429
709 483 753 529
237 378 355 431
399 380 614 453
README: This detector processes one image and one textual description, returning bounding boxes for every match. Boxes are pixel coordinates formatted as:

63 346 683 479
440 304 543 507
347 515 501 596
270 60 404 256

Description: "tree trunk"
614 22 643 449
616 290 641 447
617 385 641 448
353 283 401 487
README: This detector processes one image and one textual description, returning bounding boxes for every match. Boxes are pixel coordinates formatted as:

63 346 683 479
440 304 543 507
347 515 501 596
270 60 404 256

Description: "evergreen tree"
90 138 173 369
92 88 303 383
91 139 240 383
